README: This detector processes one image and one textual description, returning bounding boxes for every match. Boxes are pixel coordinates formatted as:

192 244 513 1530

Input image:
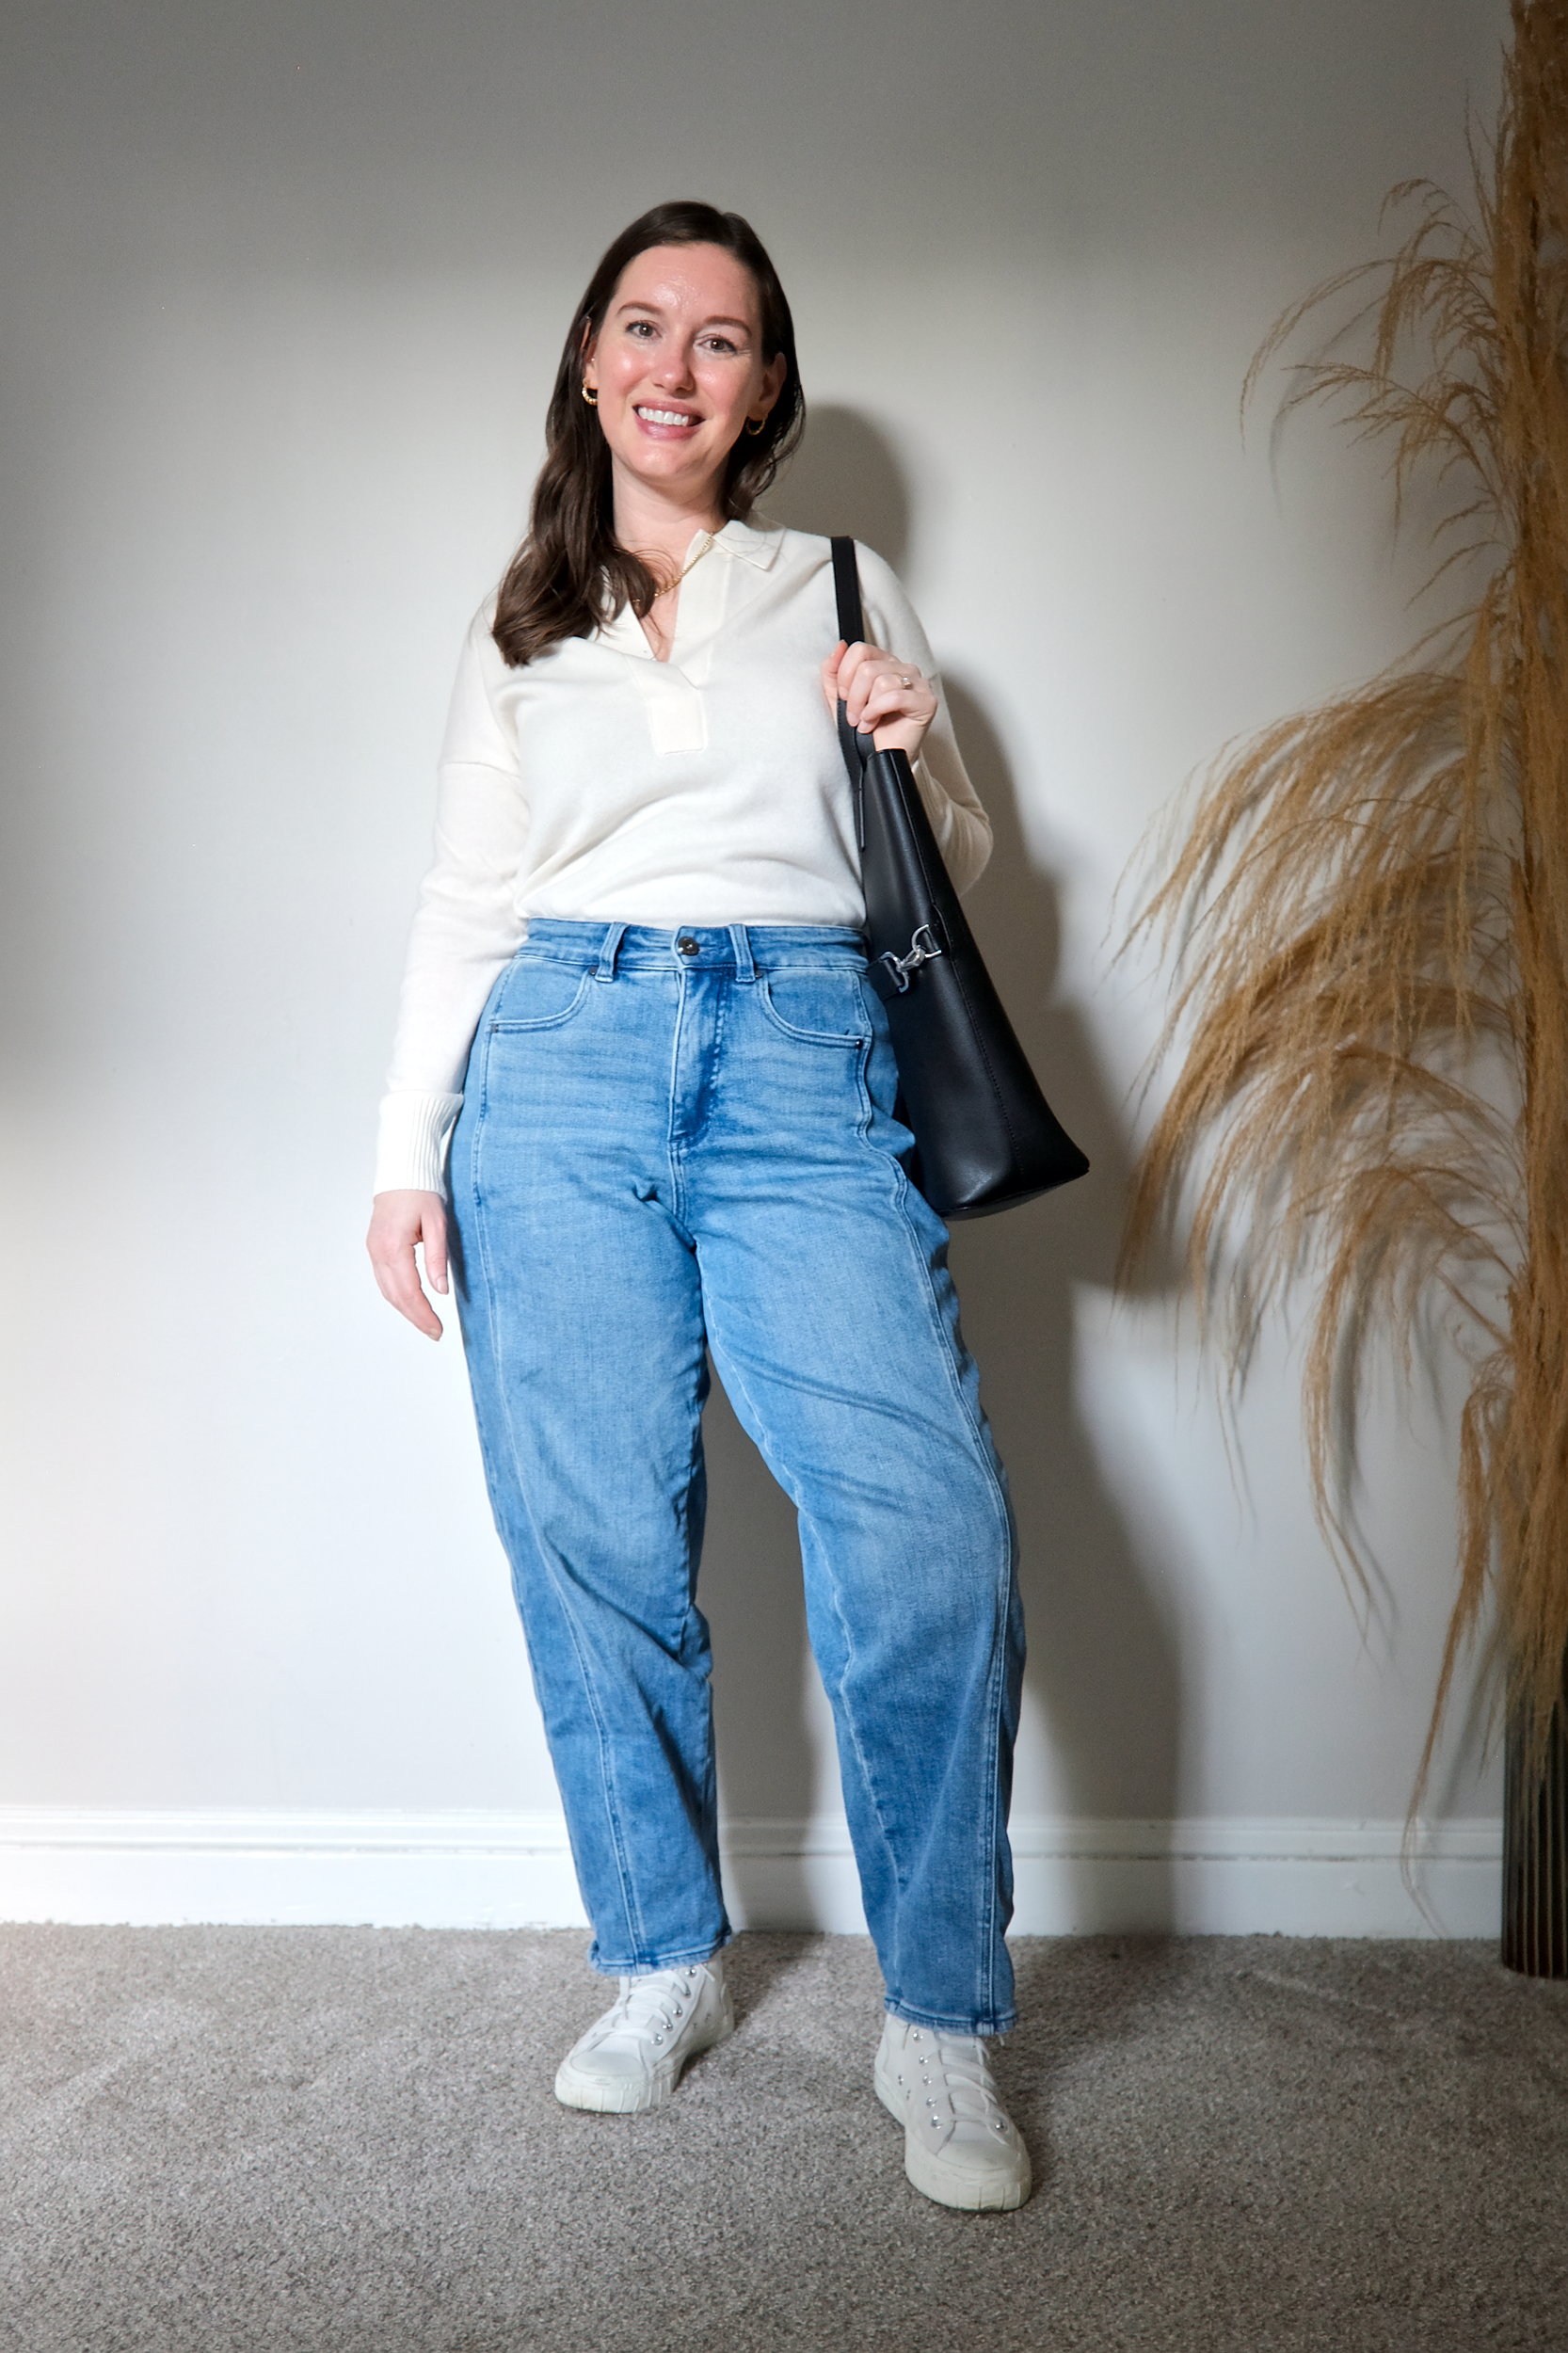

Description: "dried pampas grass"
1118 0 1568 1849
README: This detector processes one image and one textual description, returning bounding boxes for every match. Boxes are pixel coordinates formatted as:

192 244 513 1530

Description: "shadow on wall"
760 402 912 565
698 405 1184 1933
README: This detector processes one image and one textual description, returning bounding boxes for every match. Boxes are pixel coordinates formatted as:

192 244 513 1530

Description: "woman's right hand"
366 1189 450 1340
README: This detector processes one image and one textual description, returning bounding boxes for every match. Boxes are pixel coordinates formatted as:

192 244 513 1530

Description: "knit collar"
698 515 784 569
588 516 783 666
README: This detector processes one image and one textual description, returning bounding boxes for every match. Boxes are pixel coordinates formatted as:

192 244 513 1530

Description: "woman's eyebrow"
612 299 753 334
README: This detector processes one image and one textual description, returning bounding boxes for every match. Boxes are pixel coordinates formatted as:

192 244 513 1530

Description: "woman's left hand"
821 638 938 759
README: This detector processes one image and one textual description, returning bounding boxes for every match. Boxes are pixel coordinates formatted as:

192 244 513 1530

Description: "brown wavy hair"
491 200 805 668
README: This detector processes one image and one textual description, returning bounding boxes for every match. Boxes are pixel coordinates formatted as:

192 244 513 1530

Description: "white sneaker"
874 2012 1033 2211
553 1956 734 2114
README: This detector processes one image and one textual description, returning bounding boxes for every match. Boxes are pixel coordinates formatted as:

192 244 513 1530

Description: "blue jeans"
446 919 1026 2036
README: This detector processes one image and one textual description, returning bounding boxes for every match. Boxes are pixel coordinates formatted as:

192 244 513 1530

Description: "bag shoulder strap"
829 535 865 648
829 537 872 844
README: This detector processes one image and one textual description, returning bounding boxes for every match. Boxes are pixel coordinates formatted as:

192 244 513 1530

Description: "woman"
365 200 1031 2214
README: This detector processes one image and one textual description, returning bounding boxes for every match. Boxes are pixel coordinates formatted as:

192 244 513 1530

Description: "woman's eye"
703 336 739 355
627 320 654 338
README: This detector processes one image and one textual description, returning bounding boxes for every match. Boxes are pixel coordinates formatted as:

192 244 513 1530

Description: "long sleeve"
373 600 531 1196
854 541 994 899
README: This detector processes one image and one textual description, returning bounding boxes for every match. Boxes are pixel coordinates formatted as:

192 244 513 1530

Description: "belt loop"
592 920 627 983
728 922 756 983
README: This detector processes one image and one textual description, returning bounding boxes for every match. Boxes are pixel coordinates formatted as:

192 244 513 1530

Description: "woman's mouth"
633 405 702 435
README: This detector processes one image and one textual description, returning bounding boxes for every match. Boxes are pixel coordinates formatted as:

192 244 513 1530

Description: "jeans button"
677 936 699 955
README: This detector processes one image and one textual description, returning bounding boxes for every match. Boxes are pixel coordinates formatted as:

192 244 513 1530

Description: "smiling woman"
581 244 789 659
364 200 1032 2215
493 201 804 669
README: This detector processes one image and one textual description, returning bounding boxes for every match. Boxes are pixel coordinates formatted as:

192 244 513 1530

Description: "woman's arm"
828 541 994 900
367 600 530 1338
373 600 531 1196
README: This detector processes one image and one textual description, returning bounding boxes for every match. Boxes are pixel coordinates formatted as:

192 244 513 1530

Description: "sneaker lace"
906 2026 1015 2147
604 1964 701 2046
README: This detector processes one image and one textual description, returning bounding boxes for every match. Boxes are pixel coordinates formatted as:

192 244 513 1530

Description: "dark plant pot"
1501 1646 1568 1977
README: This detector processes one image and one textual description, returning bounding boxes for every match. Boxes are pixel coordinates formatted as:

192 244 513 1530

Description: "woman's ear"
745 352 787 432
579 320 599 395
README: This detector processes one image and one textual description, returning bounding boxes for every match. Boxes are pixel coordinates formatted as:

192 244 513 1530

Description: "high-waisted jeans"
446 918 1026 2036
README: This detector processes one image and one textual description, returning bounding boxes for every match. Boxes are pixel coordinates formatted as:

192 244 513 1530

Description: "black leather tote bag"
831 536 1089 1218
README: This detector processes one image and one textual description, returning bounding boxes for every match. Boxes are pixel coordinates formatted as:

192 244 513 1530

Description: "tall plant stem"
1502 1639 1568 1974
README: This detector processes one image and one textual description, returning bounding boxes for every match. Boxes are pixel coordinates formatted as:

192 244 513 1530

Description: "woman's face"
583 242 786 510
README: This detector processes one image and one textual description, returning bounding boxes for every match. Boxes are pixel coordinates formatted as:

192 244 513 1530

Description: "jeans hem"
883 1993 1016 2039
587 1928 733 1977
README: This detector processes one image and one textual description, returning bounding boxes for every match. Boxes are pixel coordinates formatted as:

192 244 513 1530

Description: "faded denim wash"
446 918 1026 2036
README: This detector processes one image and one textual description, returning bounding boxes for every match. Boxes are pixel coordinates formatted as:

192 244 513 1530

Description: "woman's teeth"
635 407 698 427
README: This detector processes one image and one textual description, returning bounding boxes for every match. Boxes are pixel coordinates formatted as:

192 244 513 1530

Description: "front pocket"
757 969 872 1047
488 956 594 1032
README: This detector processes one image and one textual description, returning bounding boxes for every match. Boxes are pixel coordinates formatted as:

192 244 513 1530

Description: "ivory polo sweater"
374 518 993 1197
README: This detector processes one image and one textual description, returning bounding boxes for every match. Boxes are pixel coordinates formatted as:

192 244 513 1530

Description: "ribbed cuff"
373 1090 464 1197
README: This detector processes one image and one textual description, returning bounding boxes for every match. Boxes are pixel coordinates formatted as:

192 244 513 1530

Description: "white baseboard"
0 1809 1500 1937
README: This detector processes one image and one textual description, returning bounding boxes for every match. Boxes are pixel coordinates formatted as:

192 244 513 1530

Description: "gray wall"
0 0 1508 1908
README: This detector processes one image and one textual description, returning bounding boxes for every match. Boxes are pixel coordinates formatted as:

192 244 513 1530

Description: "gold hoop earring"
744 414 765 436
581 383 599 408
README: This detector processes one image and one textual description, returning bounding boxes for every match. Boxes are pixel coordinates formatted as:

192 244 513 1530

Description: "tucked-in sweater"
374 518 993 1196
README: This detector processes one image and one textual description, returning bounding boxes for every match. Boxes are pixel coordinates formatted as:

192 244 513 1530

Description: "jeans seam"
465 1072 648 1966
587 1931 734 1977
977 1527 1016 2023
703 969 734 1141
672 1346 722 1900
853 1015 1017 2025
755 969 875 1048
699 1313 905 1929
884 1994 1016 2038
665 968 689 1228
488 961 594 1031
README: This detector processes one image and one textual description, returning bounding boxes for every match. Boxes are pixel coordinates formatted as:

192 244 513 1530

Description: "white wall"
0 0 1510 1932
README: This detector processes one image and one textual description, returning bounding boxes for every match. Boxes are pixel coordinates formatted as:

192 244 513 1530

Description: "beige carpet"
0 1927 1563 2351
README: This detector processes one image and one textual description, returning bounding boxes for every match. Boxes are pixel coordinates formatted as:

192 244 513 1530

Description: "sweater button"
677 936 699 955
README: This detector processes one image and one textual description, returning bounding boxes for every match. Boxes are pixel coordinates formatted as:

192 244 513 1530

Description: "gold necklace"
672 528 716 586
644 531 713 654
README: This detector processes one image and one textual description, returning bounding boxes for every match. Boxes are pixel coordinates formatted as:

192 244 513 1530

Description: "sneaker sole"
553 2001 734 2114
873 2047 1032 2213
